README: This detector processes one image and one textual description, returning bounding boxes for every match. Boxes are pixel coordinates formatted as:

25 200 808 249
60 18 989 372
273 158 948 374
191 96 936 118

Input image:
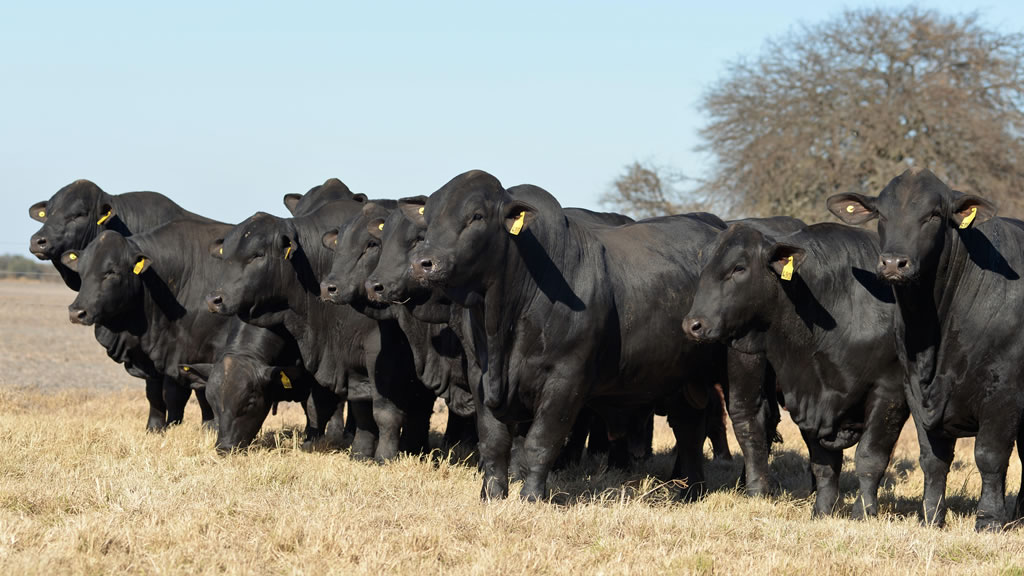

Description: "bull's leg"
667 401 707 501
916 420 954 528
629 412 654 461
323 409 347 447
477 406 513 500
302 385 338 451
974 418 1016 531
554 407 593 470
163 378 190 426
803 430 842 517
851 396 908 519
145 376 168 432
706 383 732 460
1015 422 1024 524
397 390 434 455
372 396 405 462
443 412 478 461
725 350 779 496
195 387 215 429
520 382 585 502
348 399 379 460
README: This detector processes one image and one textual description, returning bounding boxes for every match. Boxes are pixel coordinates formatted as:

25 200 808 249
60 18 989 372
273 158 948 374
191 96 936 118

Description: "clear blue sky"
4 1 1021 258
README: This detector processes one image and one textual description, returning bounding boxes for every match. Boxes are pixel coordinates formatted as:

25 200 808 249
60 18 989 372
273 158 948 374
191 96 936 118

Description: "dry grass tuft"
2 281 1023 574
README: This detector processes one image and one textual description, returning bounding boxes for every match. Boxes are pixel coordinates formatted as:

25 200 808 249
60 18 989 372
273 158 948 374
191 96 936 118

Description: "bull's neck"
761 277 820 366
890 229 963 417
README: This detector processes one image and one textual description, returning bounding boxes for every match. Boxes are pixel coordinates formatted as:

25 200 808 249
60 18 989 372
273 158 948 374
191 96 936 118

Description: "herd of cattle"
26 167 1024 531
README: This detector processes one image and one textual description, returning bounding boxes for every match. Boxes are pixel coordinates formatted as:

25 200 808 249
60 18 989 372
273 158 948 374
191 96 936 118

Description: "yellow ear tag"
218 246 223 255
780 256 794 281
68 253 77 261
133 258 147 275
846 205 855 213
38 210 46 218
959 206 977 229
284 246 292 259
97 210 112 225
418 206 425 215
378 222 384 231
182 366 190 372
280 372 292 389
509 211 526 236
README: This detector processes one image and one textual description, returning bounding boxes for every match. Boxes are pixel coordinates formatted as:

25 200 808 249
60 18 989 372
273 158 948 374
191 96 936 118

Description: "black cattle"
206 199 436 460
400 170 725 501
828 168 1024 530
29 179 215 430
349 198 671 468
283 179 369 446
283 177 367 217
320 201 478 458
61 222 306 451
683 222 911 517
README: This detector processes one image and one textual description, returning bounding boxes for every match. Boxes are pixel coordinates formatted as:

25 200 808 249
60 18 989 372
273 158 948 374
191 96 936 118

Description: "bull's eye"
471 213 484 222
367 240 379 249
248 253 264 264
732 265 746 274
104 270 117 279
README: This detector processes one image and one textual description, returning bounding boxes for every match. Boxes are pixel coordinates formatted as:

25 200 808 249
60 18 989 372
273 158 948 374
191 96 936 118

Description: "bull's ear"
352 193 368 203
280 235 297 260
96 203 115 226
322 229 339 251
180 364 213 389
767 243 806 281
131 254 151 276
502 201 537 236
30 201 48 223
61 250 80 271
950 194 997 229
827 193 877 225
367 218 386 240
210 238 225 259
398 196 428 228
283 193 302 215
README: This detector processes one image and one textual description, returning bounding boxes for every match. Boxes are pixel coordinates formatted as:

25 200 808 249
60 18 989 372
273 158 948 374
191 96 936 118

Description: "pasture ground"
1 279 1023 574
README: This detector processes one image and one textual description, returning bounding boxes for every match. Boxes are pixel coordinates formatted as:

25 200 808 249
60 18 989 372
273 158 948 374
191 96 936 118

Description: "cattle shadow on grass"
541 447 748 506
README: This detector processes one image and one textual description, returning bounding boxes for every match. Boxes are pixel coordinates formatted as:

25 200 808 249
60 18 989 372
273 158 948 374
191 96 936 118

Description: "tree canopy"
607 7 1024 221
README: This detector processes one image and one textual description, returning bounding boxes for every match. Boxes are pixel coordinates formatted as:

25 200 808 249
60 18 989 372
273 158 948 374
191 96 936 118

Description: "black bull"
829 168 1024 531
29 179 216 430
396 169 752 501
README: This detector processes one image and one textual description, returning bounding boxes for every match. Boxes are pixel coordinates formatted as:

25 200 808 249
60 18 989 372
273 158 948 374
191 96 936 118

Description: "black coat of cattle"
683 222 911 517
206 199 436 460
829 168 1024 530
29 179 215 430
399 170 725 501
60 221 303 452
283 177 368 217
320 201 479 457
351 198 663 468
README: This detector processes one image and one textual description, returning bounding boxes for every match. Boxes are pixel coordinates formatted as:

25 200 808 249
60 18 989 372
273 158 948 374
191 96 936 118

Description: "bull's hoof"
745 476 781 498
520 486 546 503
675 483 706 503
201 419 217 431
480 480 509 501
975 515 1005 533
146 418 167 433
850 499 878 520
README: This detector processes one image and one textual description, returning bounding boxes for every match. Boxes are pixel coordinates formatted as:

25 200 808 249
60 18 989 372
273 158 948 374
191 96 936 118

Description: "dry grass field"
1 279 1023 575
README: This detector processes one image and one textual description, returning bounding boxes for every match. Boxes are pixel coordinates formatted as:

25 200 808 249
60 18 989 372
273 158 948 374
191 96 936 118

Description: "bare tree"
691 7 1024 222
601 161 706 218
